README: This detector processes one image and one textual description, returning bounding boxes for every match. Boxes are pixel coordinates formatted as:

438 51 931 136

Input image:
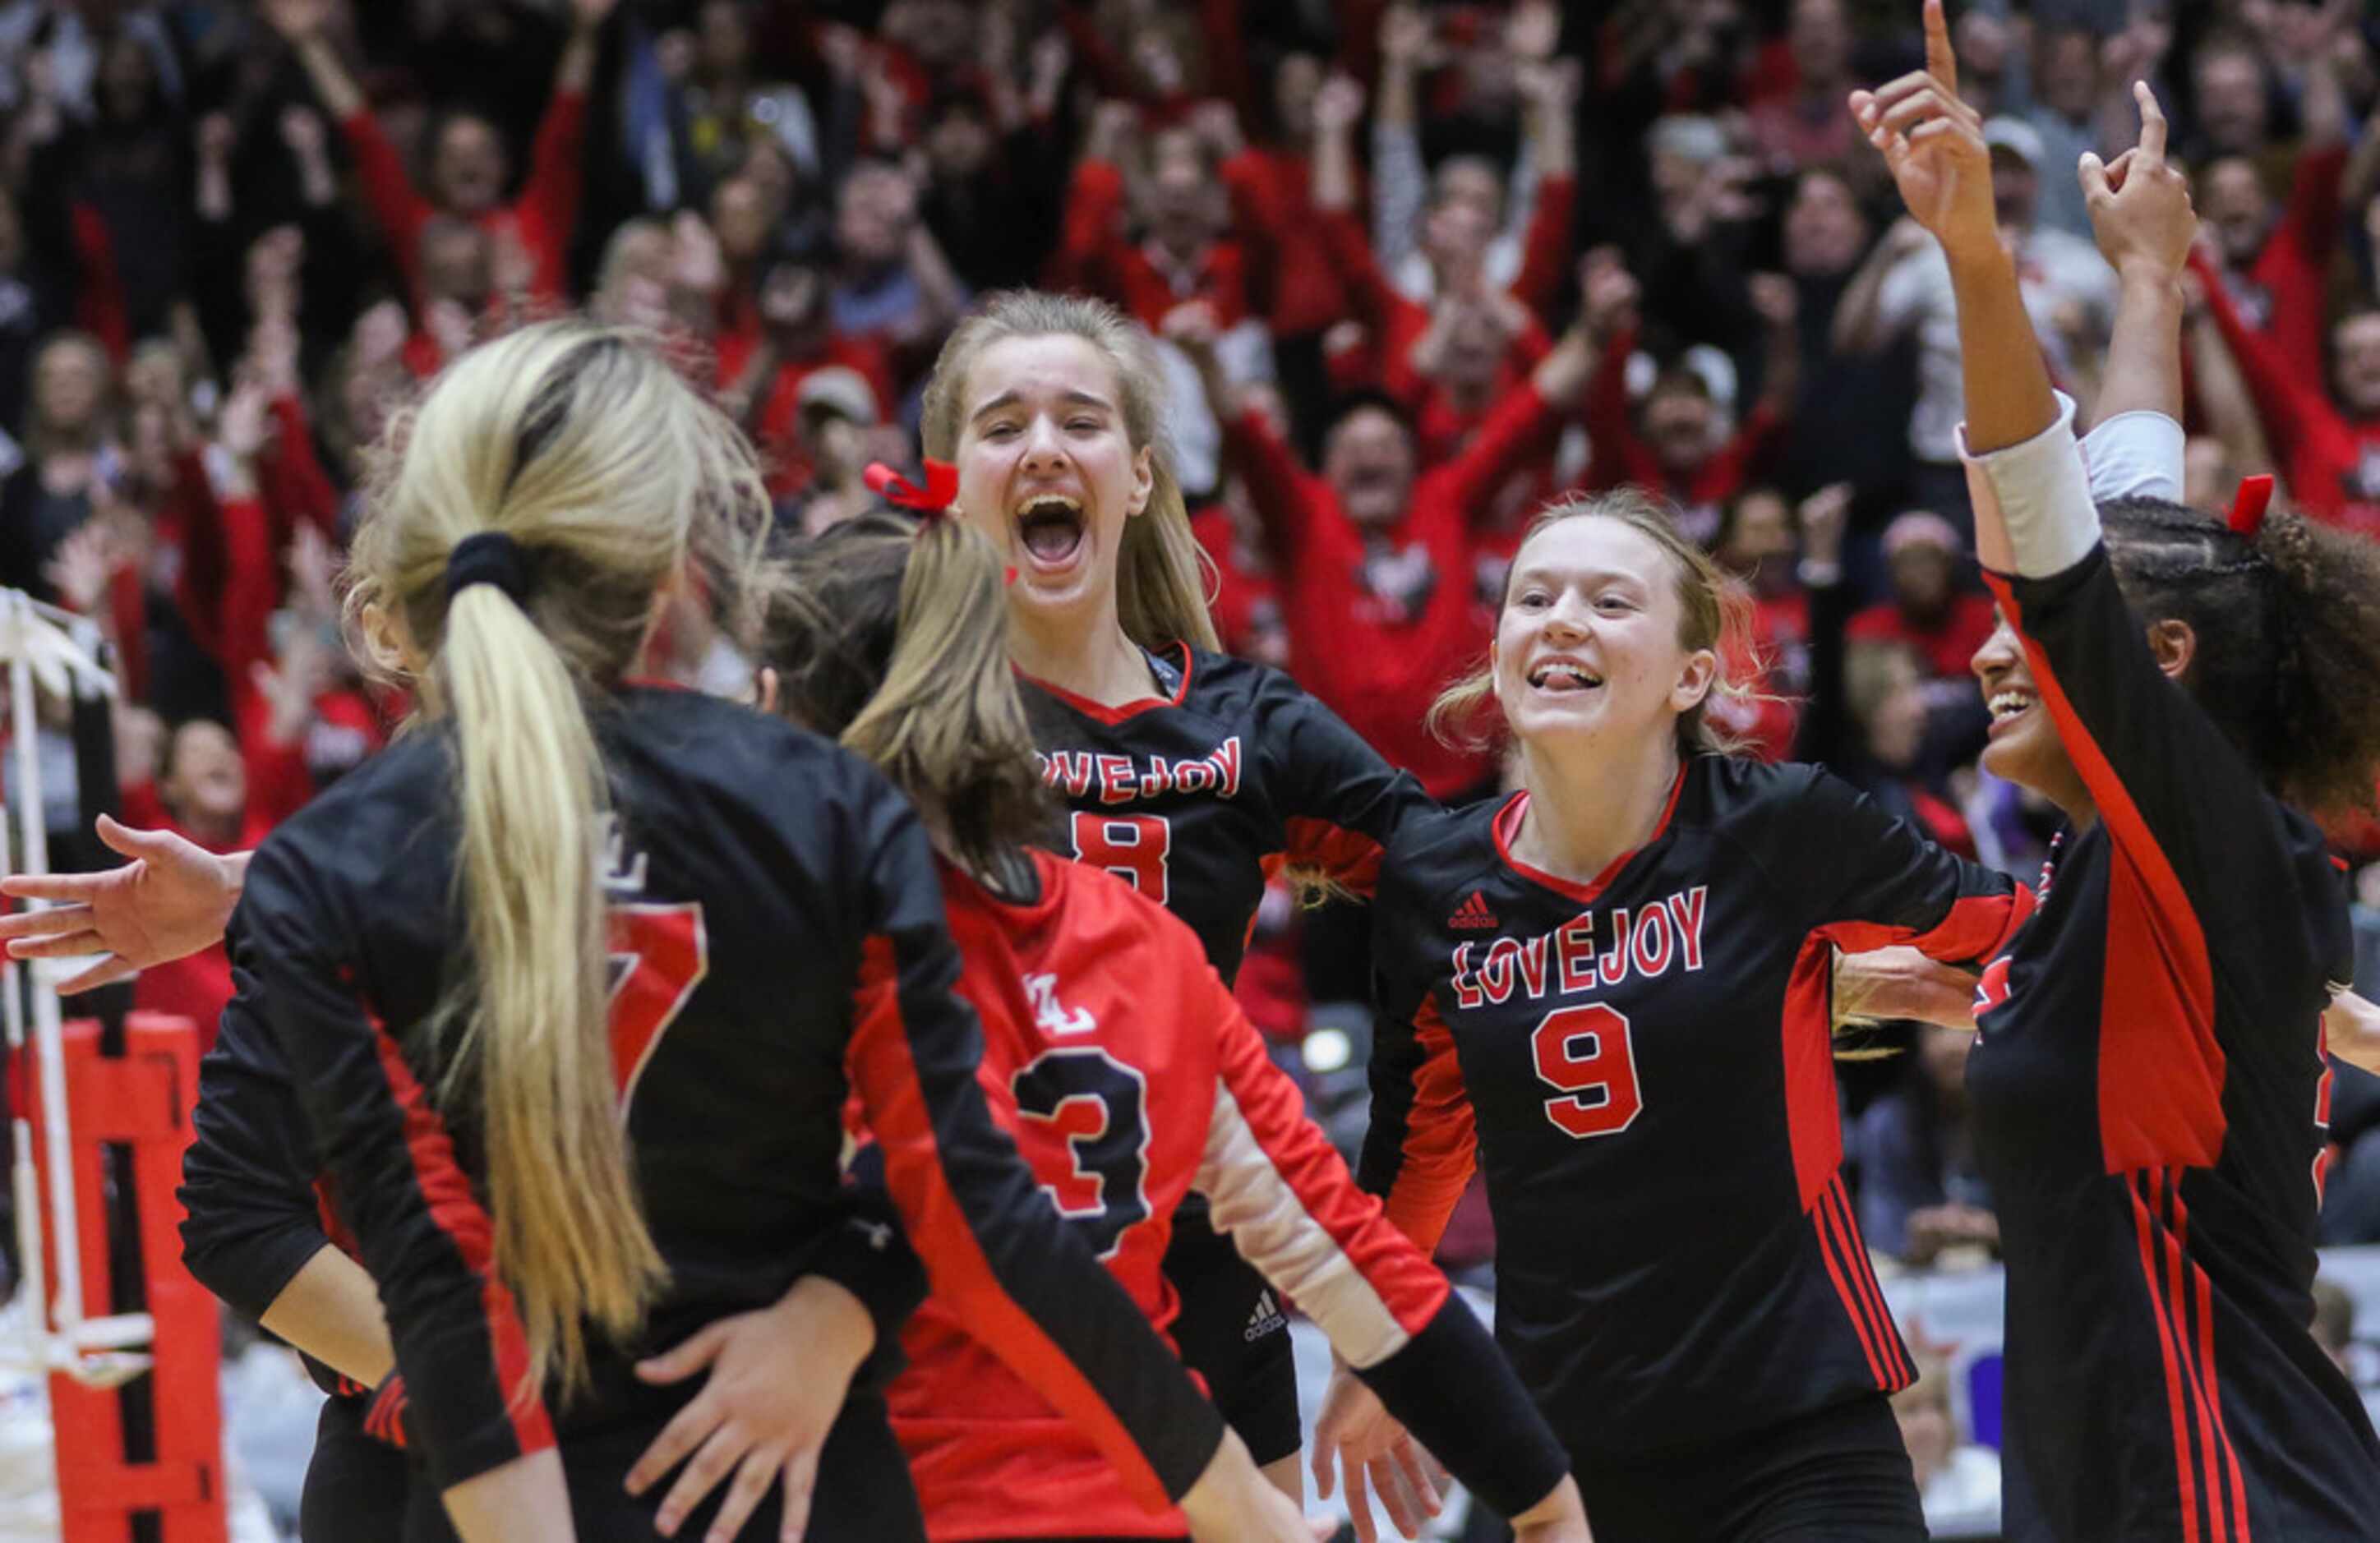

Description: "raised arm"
1853 0 2056 571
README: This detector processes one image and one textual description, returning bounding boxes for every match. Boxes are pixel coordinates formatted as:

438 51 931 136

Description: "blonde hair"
345 320 771 1399
1427 489 1764 757
919 290 1220 655
762 511 1052 873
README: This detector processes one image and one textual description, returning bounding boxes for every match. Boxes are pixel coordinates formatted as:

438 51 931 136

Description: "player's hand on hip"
0 815 241 991
1312 1357 1441 1543
1179 1428 1338 1541
626 1274 876 1543
1511 1474 1594 1542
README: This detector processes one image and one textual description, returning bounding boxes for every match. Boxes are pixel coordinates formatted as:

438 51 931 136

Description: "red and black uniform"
890 850 1566 1539
1363 757 2032 1540
180 951 924 1543
1973 544 2380 1540
228 686 1230 1537
1022 645 1431 1463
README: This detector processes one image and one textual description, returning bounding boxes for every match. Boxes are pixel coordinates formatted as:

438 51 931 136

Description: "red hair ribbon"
2226 474 2274 540
864 459 960 519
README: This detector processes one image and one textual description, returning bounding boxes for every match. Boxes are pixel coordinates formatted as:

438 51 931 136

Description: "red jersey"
2216 144 2347 384
1844 593 1998 682
711 332 897 497
888 852 1566 1539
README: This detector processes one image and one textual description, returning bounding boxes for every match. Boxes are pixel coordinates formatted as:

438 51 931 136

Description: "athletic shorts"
1564 1393 1925 1543
1161 1202 1300 1465
301 1395 408 1543
397 1389 925 1542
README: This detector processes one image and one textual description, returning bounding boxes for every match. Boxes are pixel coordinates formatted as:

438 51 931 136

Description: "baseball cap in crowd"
796 366 879 427
1981 117 2045 171
1883 509 1964 558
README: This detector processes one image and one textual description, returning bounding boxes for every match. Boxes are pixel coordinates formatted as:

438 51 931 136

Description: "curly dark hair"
2101 496 2380 818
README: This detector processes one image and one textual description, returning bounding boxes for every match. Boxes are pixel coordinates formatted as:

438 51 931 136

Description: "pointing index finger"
2134 81 2166 165
1922 0 1958 96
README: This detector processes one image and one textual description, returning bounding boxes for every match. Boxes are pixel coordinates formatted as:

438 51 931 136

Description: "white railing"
0 590 138 1389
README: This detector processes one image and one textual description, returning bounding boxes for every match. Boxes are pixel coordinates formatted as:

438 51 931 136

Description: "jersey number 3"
609 902 709 1112
1011 1048 1152 1258
1068 812 1171 903
1532 1003 1644 1139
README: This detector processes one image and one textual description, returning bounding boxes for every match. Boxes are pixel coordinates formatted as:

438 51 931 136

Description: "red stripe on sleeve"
1824 1176 1912 1388
364 1025 552 1456
1982 574 2225 1172
1781 935 1843 1210
1810 1180 1892 1389
843 934 1173 1515
2170 1178 2251 1542
1381 998 1478 1255
1280 817 1386 897
1206 993 1449 1343
2129 1175 2207 1543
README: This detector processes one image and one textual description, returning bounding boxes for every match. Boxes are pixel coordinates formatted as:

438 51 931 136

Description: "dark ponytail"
2101 497 2380 818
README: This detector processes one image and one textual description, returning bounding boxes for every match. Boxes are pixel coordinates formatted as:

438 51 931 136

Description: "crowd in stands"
6 0 2380 1409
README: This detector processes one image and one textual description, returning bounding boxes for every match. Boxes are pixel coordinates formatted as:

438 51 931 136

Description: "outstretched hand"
1848 0 1995 261
0 817 242 992
2078 82 2195 283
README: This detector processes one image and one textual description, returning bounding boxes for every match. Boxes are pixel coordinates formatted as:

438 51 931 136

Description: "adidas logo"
1448 891 1499 930
1243 1289 1286 1342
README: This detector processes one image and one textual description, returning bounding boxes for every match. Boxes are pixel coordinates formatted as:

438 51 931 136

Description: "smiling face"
1971 607 2088 811
1494 516 1715 754
952 334 1153 631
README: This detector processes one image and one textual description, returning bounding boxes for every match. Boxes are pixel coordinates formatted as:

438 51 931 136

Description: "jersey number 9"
1532 1003 1644 1139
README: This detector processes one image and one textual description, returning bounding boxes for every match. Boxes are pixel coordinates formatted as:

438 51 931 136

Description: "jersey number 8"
1068 812 1172 903
1532 1003 1644 1139
1011 1048 1154 1259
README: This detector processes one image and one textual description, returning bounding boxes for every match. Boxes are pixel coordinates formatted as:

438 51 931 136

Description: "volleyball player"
152 321 1308 1542
663 507 1587 1543
1856 6 2380 1534
1343 486 2037 1541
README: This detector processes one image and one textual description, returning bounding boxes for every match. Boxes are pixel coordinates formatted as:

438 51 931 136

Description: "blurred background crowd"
5 0 2380 1532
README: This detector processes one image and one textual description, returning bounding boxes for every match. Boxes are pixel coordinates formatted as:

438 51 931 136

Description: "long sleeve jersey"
1963 398 2380 1541
223 685 1224 1504
888 851 1566 1539
1363 756 2031 1457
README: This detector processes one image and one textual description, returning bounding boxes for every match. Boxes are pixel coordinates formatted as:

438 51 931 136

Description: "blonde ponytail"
445 582 664 1395
347 320 773 1399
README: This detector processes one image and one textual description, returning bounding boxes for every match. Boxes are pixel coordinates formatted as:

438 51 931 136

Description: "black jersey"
1020 645 1429 983
1363 756 2031 1457
229 684 1223 1505
1974 548 2380 1541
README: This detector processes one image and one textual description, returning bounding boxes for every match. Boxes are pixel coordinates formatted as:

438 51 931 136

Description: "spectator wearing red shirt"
1844 511 1996 684
1307 68 1574 470
270 0 612 317
1580 252 1799 549
1744 0 1861 173
1174 307 1598 801
1049 112 1251 334
717 256 897 499
2196 126 2361 382
2192 244 2380 540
